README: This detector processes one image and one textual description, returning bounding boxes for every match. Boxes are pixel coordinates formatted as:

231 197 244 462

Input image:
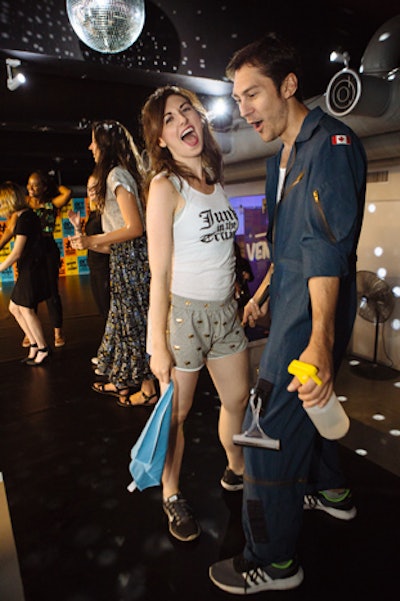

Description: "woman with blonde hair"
0 170 71 348
0 181 50 365
141 86 249 542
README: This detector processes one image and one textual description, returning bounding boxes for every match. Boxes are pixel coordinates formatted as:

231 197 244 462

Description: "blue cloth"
242 108 366 565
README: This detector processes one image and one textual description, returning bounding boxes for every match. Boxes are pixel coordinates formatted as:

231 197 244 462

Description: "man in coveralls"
209 33 366 594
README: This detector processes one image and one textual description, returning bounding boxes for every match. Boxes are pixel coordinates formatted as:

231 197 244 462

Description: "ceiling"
0 0 398 189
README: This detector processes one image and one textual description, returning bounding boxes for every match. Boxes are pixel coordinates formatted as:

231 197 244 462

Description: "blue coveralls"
242 107 366 566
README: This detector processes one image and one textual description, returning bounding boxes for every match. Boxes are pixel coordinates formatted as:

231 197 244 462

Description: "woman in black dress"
69 173 110 330
0 171 71 348
0 181 50 365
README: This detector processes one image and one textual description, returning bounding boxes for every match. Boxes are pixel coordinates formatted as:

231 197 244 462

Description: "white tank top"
170 175 238 301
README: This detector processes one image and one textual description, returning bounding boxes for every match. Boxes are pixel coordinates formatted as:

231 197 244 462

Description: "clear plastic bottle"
304 392 350 440
288 360 350 440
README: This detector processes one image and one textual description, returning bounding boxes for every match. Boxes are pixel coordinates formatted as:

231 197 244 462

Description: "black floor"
0 276 399 601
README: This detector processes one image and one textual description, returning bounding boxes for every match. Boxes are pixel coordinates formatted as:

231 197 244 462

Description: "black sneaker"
209 554 304 594
163 493 201 542
304 489 357 520
221 467 244 491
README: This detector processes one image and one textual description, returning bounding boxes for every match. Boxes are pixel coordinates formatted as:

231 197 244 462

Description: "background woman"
0 182 50 365
0 170 71 348
68 173 110 335
70 120 156 407
141 86 249 542
26 170 71 347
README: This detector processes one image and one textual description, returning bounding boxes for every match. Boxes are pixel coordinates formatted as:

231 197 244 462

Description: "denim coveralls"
242 107 366 566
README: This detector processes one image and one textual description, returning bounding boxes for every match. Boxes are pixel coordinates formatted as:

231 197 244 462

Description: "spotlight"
207 97 233 131
209 97 230 118
6 58 26 91
329 50 350 68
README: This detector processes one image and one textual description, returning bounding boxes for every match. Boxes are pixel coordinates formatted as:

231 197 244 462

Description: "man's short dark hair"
226 32 303 101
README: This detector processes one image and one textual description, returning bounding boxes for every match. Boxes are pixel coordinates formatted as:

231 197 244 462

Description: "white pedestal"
0 472 25 601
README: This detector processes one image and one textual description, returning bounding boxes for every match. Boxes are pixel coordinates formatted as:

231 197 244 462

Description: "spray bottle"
288 360 350 440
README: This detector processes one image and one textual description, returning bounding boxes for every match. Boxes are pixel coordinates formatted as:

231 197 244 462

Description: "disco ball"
66 0 145 54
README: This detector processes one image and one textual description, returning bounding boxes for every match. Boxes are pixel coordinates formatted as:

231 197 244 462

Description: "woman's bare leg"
162 368 199 499
207 349 249 475
9 301 47 349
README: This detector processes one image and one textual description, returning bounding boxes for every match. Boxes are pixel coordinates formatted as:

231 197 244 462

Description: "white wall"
350 166 400 370
226 165 400 371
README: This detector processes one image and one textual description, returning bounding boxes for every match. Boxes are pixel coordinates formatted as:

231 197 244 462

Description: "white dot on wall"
355 448 368 456
391 319 400 331
368 203 376 213
337 395 348 402
392 286 400 298
349 359 360 366
394 381 400 388
374 246 383 257
389 429 400 437
377 267 387 279
372 413 385 421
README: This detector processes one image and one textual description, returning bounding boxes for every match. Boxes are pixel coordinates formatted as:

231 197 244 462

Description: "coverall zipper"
312 190 337 243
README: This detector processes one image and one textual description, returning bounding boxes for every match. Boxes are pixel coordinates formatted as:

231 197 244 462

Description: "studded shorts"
169 294 248 372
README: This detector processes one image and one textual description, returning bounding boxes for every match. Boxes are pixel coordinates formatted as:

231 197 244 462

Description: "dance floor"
0 275 399 601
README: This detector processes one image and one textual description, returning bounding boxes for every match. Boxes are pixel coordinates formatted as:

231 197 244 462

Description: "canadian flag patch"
331 134 351 145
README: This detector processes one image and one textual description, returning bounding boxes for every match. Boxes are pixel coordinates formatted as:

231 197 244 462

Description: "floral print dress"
96 166 154 390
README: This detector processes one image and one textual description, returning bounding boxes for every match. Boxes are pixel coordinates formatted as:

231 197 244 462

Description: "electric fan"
353 270 397 379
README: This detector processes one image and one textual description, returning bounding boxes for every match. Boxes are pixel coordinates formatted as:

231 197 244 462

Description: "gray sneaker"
163 493 201 542
209 554 304 594
304 489 357 520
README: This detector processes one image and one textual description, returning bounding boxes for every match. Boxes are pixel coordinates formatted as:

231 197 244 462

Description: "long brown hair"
91 120 145 213
141 86 223 196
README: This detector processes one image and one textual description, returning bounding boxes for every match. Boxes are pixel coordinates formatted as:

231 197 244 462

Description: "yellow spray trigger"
288 360 322 386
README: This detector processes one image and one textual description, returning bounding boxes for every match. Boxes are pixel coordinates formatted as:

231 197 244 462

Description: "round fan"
357 270 394 323
355 270 396 379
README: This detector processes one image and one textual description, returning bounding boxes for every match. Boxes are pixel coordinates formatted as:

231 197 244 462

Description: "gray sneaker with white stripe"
209 555 304 594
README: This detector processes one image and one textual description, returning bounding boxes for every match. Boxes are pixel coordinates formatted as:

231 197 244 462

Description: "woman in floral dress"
70 120 156 406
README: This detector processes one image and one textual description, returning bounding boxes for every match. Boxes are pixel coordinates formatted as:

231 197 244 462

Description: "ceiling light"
209 97 230 118
206 97 234 131
329 50 350 68
6 58 26 91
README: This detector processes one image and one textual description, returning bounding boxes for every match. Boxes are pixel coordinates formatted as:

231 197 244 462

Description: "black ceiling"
0 0 398 188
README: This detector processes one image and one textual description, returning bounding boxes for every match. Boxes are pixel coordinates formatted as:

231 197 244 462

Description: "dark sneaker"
209 554 304 594
163 493 201 542
221 467 244 491
304 489 357 520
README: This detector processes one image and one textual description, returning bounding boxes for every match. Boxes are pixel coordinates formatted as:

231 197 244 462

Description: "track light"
6 58 26 91
330 50 350 68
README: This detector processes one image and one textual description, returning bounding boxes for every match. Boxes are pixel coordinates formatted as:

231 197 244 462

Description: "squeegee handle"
287 360 322 386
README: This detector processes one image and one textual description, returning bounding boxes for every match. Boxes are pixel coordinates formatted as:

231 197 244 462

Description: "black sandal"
117 391 158 408
92 382 129 399
21 343 38 363
26 347 50 366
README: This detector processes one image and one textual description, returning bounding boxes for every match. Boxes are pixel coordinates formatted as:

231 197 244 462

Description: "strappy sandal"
117 391 158 408
21 343 38 363
92 382 129 399
26 347 50 366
